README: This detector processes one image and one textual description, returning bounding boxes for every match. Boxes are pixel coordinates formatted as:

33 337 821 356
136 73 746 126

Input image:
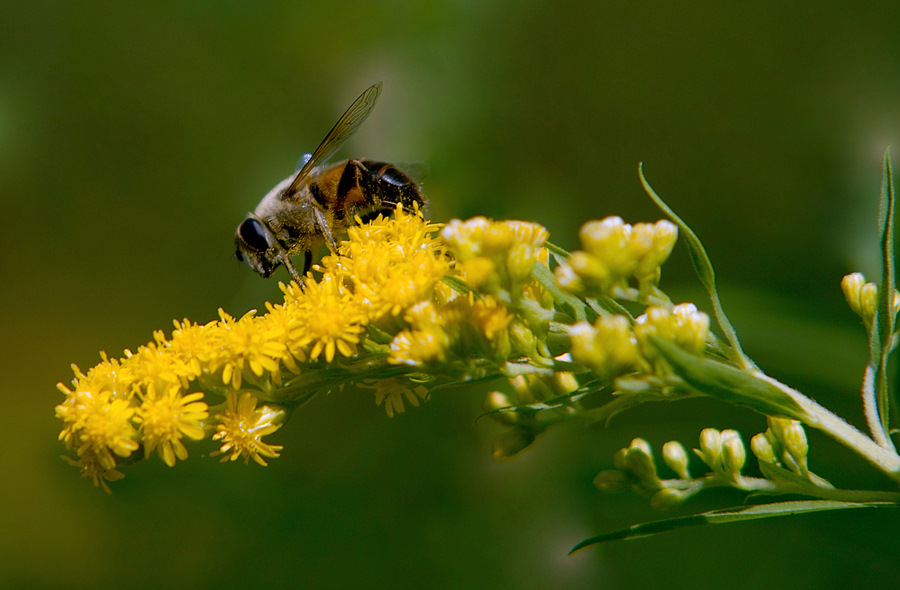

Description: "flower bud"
508 320 538 358
569 251 611 291
841 272 865 315
554 262 583 293
568 321 600 366
629 437 653 456
460 256 496 289
697 428 723 470
781 421 809 469
634 304 710 362
507 242 538 283
552 370 579 396
721 435 746 476
579 217 628 257
662 440 690 479
860 282 879 324
750 432 777 464
440 216 490 260
650 487 684 511
624 439 659 485
594 469 630 492
634 220 678 279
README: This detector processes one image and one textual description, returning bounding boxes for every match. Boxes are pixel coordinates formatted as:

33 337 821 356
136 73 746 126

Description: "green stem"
755 371 900 480
862 365 893 449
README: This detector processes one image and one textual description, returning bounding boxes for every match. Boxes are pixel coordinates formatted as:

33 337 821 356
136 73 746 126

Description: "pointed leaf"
570 500 895 552
638 164 755 370
650 337 806 420
531 261 589 322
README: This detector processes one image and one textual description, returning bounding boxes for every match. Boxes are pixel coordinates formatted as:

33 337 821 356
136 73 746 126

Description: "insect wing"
286 82 383 196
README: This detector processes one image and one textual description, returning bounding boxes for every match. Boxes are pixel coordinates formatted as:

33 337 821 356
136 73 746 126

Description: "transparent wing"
286 82 383 196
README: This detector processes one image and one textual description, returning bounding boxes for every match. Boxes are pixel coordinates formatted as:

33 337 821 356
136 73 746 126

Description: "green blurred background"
3 1 900 588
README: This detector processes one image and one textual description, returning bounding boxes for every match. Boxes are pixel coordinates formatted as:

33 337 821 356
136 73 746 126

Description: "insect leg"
312 204 339 251
283 255 302 284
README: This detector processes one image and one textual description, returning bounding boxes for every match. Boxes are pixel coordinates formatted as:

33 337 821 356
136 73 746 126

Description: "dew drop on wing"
295 153 312 172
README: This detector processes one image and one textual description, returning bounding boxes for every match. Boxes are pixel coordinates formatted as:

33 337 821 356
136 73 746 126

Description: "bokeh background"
4 2 900 588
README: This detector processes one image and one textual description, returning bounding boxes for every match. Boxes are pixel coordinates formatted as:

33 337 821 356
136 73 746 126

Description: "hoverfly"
234 82 425 281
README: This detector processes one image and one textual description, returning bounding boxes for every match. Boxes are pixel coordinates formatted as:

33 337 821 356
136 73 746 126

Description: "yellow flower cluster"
56 205 451 490
555 216 677 300
387 216 554 370
58 204 701 490
441 217 549 295
568 303 710 380
568 315 642 380
633 303 709 361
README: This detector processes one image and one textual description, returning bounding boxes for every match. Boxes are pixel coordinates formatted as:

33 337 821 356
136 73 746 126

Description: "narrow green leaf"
570 500 895 552
650 337 806 420
531 261 589 322
638 164 755 370
479 385 602 421
586 295 634 319
544 241 571 259
876 148 896 440
440 274 472 295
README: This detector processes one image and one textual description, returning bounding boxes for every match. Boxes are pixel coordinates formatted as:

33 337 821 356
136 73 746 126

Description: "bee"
235 82 425 281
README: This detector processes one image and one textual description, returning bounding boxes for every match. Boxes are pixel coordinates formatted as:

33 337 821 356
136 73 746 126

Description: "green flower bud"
650 487 684 511
662 440 690 479
841 273 865 316
721 435 746 476
594 469 630 493
629 437 653 456
750 432 777 464
508 320 538 358
634 220 678 280
782 421 809 469
697 428 723 470
552 369 579 396
860 282 879 324
554 261 583 293
624 439 659 485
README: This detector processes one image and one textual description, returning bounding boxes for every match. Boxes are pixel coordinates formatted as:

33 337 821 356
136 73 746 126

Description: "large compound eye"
238 218 270 253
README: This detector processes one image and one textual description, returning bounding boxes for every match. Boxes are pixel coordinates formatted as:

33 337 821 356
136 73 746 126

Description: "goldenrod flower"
388 328 449 366
362 378 429 418
135 385 208 467
167 319 218 378
73 354 134 400
206 309 288 389
283 275 366 363
62 454 125 494
56 387 139 470
323 205 450 321
212 392 285 466
122 340 198 391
